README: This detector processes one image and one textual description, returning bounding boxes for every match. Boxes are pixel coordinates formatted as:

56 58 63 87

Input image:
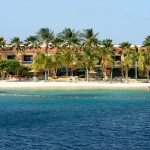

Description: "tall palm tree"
143 36 150 81
0 37 6 76
81 28 100 51
131 46 145 80
25 35 40 54
58 28 81 76
10 37 24 61
81 28 100 81
37 27 54 55
101 39 114 78
119 42 132 82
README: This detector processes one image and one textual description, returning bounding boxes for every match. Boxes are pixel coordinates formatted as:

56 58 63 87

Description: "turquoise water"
0 89 150 150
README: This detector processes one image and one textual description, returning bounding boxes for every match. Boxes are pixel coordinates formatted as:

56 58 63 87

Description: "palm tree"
37 27 54 55
0 37 6 76
81 28 100 81
32 53 53 81
51 36 63 51
25 35 40 54
81 28 100 51
143 36 150 81
51 54 64 77
58 28 81 77
0 37 6 50
101 39 114 81
76 52 98 82
119 42 132 82
131 46 145 80
10 37 24 62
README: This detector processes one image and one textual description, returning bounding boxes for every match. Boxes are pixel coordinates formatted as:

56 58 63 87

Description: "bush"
79 75 85 78
18 67 31 77
137 76 147 79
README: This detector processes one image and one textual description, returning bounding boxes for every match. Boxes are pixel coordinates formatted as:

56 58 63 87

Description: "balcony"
130 62 139 67
22 61 33 65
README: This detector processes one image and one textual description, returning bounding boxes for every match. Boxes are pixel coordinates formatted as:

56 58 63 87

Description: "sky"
0 0 150 45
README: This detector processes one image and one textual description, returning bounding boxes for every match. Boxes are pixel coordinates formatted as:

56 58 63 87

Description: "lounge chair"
118 76 123 82
103 76 109 81
66 77 72 82
33 76 38 82
72 76 79 82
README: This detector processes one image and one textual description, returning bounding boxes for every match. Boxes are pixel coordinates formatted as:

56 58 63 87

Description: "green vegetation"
0 60 20 78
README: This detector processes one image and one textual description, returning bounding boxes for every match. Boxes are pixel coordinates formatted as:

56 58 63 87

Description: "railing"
22 61 33 64
146 65 150 70
95 65 101 67
130 62 139 67
114 61 121 66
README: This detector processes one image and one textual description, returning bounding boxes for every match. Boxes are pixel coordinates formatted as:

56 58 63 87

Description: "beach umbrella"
29 69 41 75
89 70 97 74
29 69 40 73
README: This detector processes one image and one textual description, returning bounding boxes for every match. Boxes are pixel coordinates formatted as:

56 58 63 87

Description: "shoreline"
0 80 150 90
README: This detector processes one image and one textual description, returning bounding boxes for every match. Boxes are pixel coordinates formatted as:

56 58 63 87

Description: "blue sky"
0 0 150 45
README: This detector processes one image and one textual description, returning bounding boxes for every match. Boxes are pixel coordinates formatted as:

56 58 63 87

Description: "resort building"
0 44 149 79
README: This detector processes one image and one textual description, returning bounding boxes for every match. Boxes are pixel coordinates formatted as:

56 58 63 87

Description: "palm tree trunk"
125 68 128 83
71 68 74 77
45 45 48 56
135 66 137 80
70 66 73 77
66 68 68 77
54 68 58 77
86 68 89 82
110 67 113 83
45 70 47 81
135 61 138 80
147 69 149 81
48 70 50 76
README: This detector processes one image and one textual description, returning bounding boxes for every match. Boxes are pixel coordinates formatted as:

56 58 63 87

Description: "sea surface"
0 88 150 150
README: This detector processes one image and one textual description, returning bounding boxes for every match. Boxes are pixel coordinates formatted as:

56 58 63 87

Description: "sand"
0 80 150 90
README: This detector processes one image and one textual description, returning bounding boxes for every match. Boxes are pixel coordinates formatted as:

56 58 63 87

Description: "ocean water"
0 88 150 150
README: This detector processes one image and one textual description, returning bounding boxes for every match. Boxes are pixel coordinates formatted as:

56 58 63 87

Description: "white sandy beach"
0 80 150 89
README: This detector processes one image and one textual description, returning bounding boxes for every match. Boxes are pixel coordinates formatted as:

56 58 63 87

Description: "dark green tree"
0 60 20 78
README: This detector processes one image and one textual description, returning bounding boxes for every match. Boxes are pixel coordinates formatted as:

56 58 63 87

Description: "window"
23 55 33 61
97 58 102 65
7 55 16 59
114 56 121 61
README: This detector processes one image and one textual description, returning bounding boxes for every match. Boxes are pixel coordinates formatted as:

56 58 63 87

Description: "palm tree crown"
37 27 54 54
0 37 6 50
10 37 24 52
25 36 40 54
